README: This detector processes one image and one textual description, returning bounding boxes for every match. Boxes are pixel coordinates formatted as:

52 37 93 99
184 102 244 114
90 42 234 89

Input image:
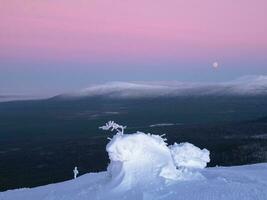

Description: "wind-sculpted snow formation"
101 122 210 192
1 122 267 200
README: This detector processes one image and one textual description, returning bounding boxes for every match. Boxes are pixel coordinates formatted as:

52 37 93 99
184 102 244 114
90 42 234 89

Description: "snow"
105 132 181 192
58 75 267 99
1 122 267 200
149 123 183 127
149 123 175 127
99 121 126 135
170 142 210 169
1 164 267 200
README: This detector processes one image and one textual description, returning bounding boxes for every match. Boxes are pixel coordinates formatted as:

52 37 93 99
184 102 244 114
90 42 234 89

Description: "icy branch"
99 121 126 135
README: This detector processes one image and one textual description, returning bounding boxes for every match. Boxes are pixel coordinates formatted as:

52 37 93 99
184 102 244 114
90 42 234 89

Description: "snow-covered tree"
99 121 126 135
73 166 79 179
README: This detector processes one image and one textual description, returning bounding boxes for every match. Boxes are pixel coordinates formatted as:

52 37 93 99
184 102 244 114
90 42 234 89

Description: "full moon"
212 62 219 69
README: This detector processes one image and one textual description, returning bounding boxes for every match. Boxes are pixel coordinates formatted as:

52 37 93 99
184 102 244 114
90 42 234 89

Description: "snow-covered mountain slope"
1 122 267 200
56 75 267 99
1 163 266 200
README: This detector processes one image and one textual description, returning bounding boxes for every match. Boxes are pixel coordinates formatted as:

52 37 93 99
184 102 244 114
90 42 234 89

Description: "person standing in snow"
73 166 79 179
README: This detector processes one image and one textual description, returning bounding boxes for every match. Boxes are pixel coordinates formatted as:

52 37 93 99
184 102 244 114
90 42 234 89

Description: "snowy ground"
1 163 267 200
1 122 267 200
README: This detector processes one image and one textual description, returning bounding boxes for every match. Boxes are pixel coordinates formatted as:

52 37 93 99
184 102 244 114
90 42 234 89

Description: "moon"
212 62 219 69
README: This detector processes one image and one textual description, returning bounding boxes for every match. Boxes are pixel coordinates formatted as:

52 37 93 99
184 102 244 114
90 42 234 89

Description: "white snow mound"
104 131 210 193
106 132 178 191
170 142 210 169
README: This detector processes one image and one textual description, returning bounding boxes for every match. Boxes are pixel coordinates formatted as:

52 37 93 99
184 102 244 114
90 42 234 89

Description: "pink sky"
1 0 266 64
0 0 267 95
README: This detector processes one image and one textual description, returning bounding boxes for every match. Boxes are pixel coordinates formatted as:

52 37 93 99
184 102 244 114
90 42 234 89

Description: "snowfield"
1 163 267 200
1 122 267 200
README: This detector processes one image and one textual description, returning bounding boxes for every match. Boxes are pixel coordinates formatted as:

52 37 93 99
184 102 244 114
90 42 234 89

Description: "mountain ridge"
54 75 267 100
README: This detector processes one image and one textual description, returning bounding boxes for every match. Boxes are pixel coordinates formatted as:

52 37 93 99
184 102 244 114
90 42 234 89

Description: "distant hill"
52 75 267 100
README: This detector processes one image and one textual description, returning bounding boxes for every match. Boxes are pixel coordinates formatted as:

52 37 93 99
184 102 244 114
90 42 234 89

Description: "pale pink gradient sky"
0 0 267 95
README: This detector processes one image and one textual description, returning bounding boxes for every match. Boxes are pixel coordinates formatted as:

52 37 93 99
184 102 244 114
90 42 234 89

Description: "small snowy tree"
99 121 126 135
73 166 79 179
